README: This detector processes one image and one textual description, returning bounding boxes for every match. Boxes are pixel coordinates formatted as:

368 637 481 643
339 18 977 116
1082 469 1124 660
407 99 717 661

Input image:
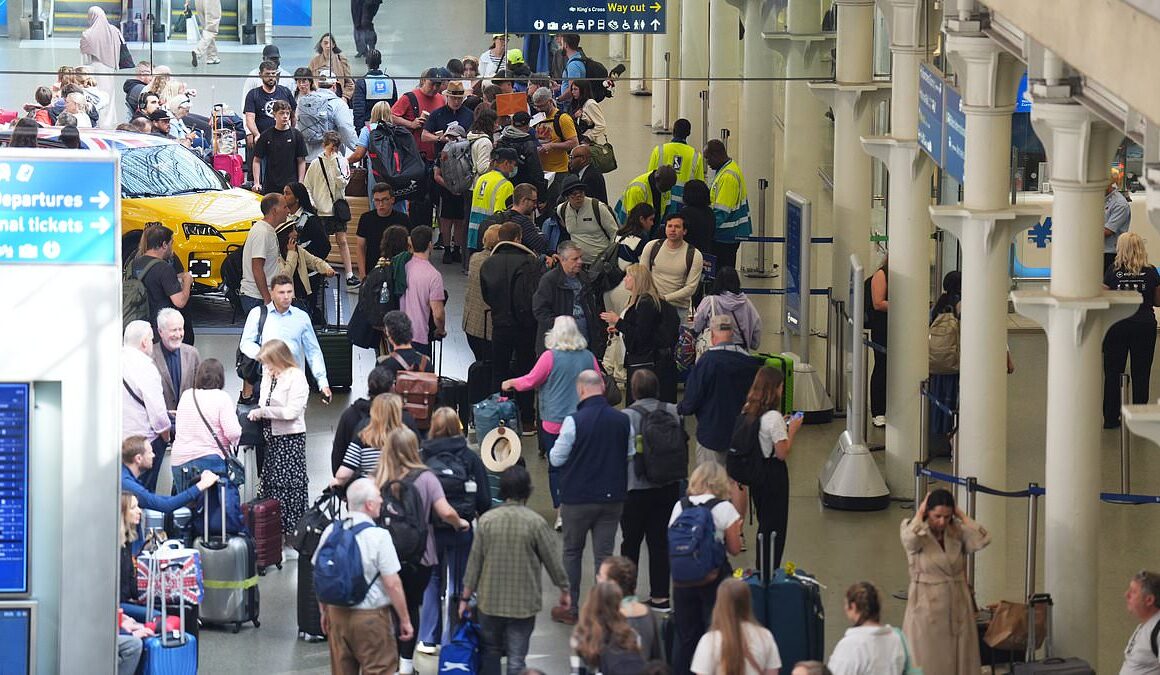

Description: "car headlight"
182 222 225 240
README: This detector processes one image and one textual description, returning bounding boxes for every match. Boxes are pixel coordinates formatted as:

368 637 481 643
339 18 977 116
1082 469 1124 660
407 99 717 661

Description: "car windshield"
120 144 225 197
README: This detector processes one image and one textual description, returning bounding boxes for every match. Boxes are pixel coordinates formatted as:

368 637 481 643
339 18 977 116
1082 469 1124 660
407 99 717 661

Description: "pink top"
400 256 445 345
170 388 244 466
510 350 602 434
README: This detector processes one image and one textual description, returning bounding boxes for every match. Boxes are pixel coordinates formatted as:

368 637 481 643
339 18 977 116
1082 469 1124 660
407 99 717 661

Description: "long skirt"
258 427 308 535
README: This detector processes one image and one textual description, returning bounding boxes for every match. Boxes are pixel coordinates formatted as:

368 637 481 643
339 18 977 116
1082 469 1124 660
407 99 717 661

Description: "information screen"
0 383 30 595
0 604 34 674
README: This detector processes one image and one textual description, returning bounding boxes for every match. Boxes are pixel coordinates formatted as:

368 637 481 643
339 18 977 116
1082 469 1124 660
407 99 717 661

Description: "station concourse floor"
1 3 1158 671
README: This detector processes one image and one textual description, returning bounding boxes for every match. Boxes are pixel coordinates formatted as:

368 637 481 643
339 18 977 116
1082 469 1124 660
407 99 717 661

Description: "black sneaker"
345 276 361 289
450 246 463 263
645 598 671 612
442 247 455 265
191 51 198 67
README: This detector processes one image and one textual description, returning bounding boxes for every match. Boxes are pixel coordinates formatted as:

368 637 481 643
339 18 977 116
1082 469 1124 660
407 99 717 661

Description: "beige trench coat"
900 516 991 674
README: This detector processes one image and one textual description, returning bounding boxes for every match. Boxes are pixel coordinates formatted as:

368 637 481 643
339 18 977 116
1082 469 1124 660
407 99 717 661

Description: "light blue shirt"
560 52 586 101
239 302 329 389
1104 189 1132 254
548 409 635 468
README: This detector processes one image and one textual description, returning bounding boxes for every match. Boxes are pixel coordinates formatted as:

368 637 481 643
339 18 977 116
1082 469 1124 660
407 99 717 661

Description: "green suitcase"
752 352 794 414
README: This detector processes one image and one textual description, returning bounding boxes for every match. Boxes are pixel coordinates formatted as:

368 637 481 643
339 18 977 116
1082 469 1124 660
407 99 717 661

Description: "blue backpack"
668 497 726 585
438 612 481 674
313 520 380 606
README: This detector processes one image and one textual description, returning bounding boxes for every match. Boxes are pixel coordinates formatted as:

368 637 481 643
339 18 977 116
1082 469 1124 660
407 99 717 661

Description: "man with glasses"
567 144 608 205
1121 570 1160 674
356 183 410 279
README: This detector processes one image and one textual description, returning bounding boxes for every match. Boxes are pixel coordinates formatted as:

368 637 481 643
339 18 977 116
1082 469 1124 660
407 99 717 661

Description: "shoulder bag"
320 156 352 223
192 389 246 486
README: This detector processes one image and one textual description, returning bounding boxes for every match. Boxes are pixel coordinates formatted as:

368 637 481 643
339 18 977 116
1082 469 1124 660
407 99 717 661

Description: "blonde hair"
1114 232 1149 275
370 101 395 125
623 263 662 312
120 492 139 547
482 224 502 251
359 393 404 449
428 407 464 439
373 427 427 489
688 461 731 499
256 339 298 373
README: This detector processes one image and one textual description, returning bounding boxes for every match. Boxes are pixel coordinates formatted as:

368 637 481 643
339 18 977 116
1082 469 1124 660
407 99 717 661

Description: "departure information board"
0 383 29 595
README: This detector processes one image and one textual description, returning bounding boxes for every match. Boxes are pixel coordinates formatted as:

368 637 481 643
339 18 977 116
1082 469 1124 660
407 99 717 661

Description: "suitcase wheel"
276 563 282 570
232 622 241 634
252 618 261 628
258 567 267 576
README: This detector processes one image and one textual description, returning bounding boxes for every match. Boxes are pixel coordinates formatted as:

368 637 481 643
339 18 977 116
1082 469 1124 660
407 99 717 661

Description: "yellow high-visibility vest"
468 169 513 249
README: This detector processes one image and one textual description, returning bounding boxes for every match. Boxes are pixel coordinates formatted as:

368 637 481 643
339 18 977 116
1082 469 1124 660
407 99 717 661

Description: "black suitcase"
317 279 353 390
467 360 494 410
297 556 326 641
1011 594 1093 674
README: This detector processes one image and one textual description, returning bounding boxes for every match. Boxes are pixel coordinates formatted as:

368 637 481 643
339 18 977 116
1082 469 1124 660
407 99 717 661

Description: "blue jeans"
478 612 536 675
171 455 229 495
413 341 431 357
240 294 264 315
540 429 561 508
418 527 473 645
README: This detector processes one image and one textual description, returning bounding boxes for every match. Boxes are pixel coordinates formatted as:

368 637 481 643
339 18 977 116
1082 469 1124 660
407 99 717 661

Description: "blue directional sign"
0 151 119 266
942 86 966 184
784 193 811 338
918 63 945 166
1015 72 1032 113
486 0 667 34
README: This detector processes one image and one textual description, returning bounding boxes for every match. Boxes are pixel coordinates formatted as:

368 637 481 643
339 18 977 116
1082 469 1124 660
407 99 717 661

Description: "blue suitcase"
745 532 824 668
141 552 198 675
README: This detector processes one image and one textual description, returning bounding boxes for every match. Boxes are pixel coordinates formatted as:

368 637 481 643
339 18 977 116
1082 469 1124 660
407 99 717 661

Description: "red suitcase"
213 154 245 186
241 499 283 574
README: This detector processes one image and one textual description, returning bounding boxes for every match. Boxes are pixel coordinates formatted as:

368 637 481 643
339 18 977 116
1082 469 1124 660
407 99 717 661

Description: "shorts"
695 443 725 467
436 184 467 220
321 215 346 235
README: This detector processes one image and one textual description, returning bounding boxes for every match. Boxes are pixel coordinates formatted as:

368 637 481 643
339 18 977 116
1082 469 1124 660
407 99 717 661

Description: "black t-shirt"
378 348 434 378
356 208 410 272
131 254 181 330
423 105 475 157
1105 265 1160 323
244 85 296 134
254 126 307 195
678 205 716 257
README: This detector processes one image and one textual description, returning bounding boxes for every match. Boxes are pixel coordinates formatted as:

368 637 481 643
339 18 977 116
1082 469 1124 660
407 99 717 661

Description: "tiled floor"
2 3 1158 672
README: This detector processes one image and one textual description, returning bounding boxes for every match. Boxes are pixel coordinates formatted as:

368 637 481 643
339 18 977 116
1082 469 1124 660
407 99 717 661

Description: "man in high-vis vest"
614 165 677 224
468 147 518 251
704 139 751 270
646 118 705 217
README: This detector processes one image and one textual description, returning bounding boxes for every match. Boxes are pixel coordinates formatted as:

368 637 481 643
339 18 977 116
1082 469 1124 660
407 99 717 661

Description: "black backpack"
424 449 476 524
657 299 681 352
349 259 398 349
725 415 765 487
580 56 612 102
368 122 427 200
510 257 547 329
864 276 874 328
589 237 625 294
630 403 688 485
378 469 430 566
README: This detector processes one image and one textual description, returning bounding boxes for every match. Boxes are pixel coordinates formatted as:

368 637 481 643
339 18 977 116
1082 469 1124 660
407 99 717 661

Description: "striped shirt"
342 442 381 477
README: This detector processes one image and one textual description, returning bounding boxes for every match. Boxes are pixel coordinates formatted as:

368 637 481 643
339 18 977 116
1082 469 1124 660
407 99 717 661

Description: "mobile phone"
321 393 332 404
791 411 804 420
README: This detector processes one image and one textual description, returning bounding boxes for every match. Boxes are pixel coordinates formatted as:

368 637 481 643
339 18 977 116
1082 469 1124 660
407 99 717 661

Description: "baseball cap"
511 111 531 127
444 80 466 96
444 122 466 139
492 33 508 41
436 67 453 81
316 69 337 87
421 67 441 82
493 147 520 163
262 45 280 59
507 48 525 65
710 314 735 332
148 109 172 122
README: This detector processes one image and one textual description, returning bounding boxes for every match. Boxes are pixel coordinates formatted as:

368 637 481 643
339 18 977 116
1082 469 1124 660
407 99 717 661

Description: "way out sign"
485 0 667 34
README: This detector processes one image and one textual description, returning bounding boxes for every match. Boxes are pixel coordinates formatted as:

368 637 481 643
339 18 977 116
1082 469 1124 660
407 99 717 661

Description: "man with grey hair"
532 240 604 357
530 86 577 177
314 477 412 673
151 308 201 411
548 369 631 624
123 320 172 491
1120 570 1160 674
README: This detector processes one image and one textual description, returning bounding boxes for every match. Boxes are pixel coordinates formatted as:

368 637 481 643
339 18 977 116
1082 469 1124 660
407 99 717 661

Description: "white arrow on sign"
651 18 661 28
91 217 112 235
89 191 110 210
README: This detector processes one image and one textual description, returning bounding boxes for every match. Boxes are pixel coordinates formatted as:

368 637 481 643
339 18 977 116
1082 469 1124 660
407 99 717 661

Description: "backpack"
368 121 427 199
440 137 481 195
668 497 726 586
365 73 396 102
378 469 430 566
349 260 398 349
600 644 649 675
928 310 960 374
425 449 476 523
313 520 380 606
296 92 334 144
725 415 765 487
580 56 612 102
392 353 439 429
647 240 697 283
122 257 163 329
658 300 681 352
630 403 688 485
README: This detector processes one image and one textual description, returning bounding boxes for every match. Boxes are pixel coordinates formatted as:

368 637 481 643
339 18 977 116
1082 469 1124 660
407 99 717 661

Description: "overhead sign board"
784 192 811 338
942 86 966 184
486 0 667 34
918 64 945 167
1015 72 1032 113
0 152 119 266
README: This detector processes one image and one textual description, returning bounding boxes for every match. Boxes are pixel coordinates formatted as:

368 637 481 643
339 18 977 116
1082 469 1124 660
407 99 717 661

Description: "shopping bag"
136 540 203 605
603 331 627 385
983 599 1047 651
186 14 200 44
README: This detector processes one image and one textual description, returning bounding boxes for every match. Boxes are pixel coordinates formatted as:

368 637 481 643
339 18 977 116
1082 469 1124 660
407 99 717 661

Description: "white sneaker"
415 642 437 655
554 515 563 532
872 415 886 428
282 546 299 561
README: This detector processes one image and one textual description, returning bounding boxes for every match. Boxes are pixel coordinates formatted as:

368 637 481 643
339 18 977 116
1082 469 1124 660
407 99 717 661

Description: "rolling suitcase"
1012 594 1093 674
748 531 824 669
466 360 494 424
241 498 283 574
297 557 326 641
429 339 470 423
292 491 339 641
317 278 354 390
141 549 198 675
195 485 261 633
753 352 795 414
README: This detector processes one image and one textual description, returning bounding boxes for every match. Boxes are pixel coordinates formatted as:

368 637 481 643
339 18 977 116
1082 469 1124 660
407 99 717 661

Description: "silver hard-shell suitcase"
194 484 260 632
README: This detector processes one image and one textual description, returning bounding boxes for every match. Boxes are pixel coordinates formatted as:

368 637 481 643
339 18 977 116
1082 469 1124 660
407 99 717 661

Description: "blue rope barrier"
917 467 968 486
914 465 1158 502
921 387 956 418
864 338 886 354
740 288 832 296
740 236 836 244
1100 493 1160 504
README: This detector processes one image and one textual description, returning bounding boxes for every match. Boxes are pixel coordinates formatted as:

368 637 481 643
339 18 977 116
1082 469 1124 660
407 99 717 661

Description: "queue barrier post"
1121 373 1132 493
965 476 978 590
1025 483 1041 662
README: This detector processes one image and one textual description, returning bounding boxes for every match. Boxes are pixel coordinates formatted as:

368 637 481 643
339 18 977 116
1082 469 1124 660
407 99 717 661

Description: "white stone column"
708 0 742 146
679 0 710 146
859 0 931 496
651 6 680 131
609 34 627 64
629 34 649 94
1012 101 1137 661
931 33 1037 604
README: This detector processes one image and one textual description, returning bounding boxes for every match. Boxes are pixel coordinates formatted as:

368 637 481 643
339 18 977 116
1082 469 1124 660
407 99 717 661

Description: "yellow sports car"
5 127 260 292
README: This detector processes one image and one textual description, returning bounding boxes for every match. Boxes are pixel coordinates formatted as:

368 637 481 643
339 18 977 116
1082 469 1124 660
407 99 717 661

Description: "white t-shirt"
828 625 907 675
669 494 741 544
1121 613 1160 675
758 410 789 459
240 219 281 299
691 623 782 675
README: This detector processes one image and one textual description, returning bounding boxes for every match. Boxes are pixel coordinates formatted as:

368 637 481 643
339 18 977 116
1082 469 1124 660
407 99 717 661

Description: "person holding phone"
900 489 991 674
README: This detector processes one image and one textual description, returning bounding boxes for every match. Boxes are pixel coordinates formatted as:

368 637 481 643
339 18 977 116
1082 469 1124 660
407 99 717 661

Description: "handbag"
192 390 245 486
588 141 617 173
893 627 924 675
983 599 1047 651
603 331 627 385
320 155 352 223
118 42 135 70
235 305 268 383
601 368 623 407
